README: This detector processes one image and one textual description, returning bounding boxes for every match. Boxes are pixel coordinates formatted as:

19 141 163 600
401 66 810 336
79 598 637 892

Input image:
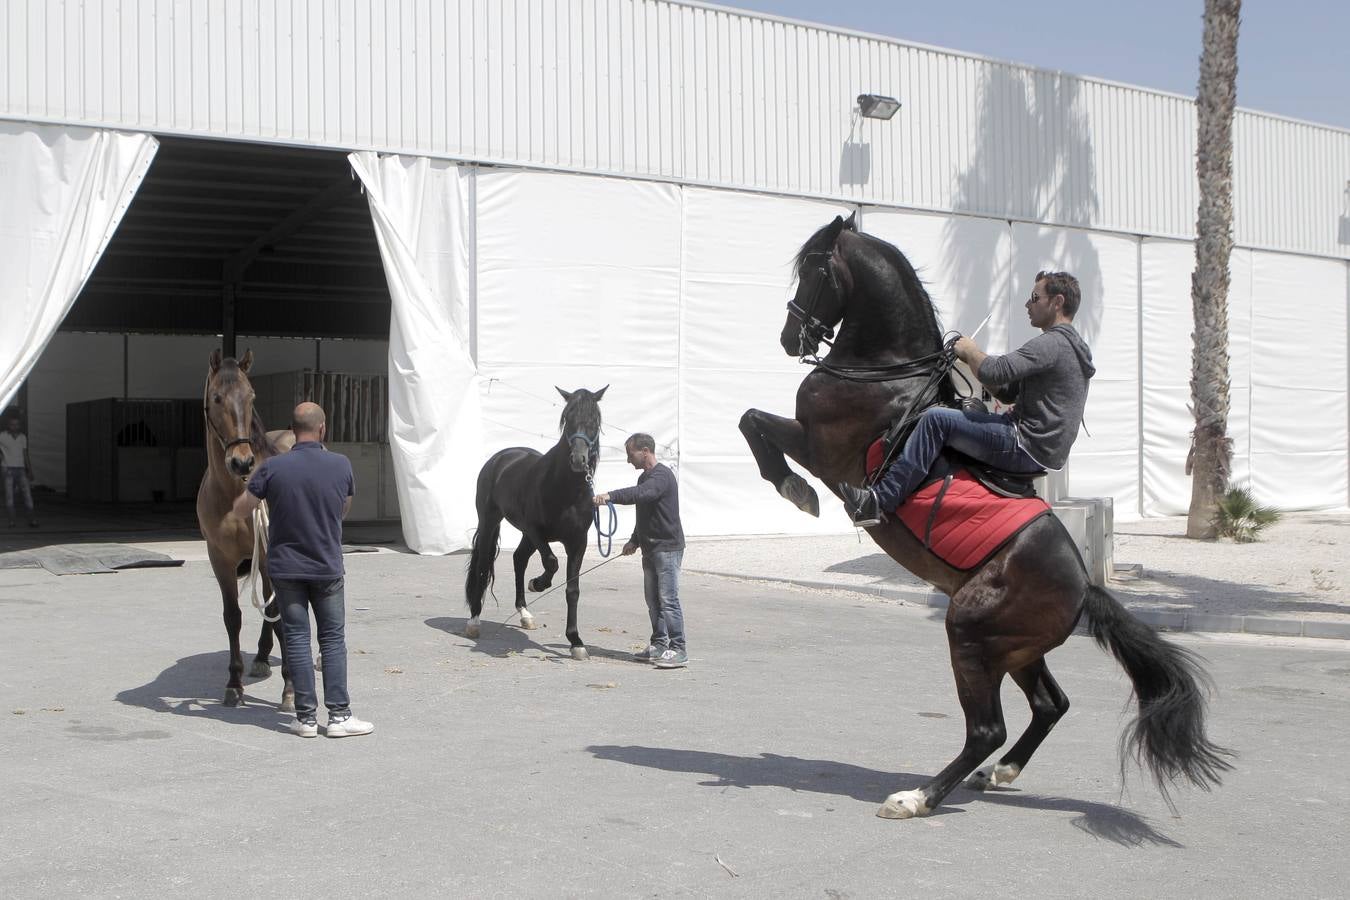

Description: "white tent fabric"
348 152 482 554
0 123 157 409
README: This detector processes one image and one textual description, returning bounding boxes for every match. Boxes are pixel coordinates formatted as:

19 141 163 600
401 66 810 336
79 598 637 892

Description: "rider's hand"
953 335 980 361
621 541 638 556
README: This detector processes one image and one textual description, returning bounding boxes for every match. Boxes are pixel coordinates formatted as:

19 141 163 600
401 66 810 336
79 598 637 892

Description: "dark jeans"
872 407 1045 510
4 467 34 520
641 549 685 652
274 576 349 722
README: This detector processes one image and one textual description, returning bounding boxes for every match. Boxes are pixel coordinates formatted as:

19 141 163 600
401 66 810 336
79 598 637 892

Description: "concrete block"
1303 620 1350 640
1186 613 1242 635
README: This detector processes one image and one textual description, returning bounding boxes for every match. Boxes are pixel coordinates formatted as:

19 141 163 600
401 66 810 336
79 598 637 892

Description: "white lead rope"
245 500 280 623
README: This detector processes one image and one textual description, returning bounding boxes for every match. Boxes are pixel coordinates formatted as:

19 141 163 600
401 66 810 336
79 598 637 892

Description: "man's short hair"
625 433 656 454
1036 270 1081 319
291 402 326 434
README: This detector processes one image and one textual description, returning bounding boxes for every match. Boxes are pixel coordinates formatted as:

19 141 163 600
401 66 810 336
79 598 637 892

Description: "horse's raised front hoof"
570 646 590 661
528 576 550 592
966 763 1021 791
519 609 536 629
778 474 821 517
465 618 481 639
876 790 931 819
223 687 244 708
279 694 296 714
248 659 272 679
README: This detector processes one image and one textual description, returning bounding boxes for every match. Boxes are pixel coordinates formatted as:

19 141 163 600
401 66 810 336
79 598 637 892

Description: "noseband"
568 431 600 481
786 250 839 351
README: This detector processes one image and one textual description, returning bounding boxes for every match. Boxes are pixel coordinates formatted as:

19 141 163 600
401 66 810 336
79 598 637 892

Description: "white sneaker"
290 718 319 738
325 715 374 738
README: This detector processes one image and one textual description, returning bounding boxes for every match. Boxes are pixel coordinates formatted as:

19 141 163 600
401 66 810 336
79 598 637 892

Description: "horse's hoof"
877 790 930 819
570 646 590 661
778 474 821 517
279 695 295 713
966 763 1020 791
528 577 548 592
248 659 271 679
465 619 481 639
223 688 244 708
519 609 536 629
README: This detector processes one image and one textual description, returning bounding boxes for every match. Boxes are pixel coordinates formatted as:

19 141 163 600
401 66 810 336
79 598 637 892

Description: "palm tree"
1187 0 1241 539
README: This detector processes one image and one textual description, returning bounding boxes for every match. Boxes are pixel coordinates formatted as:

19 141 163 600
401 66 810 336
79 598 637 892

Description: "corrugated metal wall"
3 0 1348 259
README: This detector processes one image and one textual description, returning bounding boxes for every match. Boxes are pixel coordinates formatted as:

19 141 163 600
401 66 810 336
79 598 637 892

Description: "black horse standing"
739 214 1231 819
465 387 607 660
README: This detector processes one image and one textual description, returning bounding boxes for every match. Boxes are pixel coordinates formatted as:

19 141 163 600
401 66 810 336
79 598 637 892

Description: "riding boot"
838 482 883 528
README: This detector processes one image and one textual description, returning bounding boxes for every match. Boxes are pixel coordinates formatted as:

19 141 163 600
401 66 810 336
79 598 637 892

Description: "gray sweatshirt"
976 323 1096 470
607 463 686 553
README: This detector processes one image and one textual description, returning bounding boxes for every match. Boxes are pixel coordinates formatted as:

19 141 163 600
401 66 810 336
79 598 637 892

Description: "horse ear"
825 215 846 243
239 349 253 373
209 349 222 373
593 385 608 401
843 211 858 231
556 386 573 403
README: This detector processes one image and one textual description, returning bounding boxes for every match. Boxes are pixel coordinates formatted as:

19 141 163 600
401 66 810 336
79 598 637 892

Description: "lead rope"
245 500 280 623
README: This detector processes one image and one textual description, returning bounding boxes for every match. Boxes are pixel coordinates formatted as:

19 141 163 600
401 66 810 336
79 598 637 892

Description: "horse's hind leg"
738 409 819 516
967 659 1069 791
250 618 275 679
512 536 538 629
208 545 247 707
879 646 1007 819
260 568 295 712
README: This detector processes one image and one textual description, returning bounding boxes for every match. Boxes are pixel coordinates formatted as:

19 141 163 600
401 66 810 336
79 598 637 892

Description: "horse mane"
794 220 945 351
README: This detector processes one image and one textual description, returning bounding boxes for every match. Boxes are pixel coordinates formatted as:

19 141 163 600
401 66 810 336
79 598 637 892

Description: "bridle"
203 378 256 455
787 248 953 384
785 250 840 353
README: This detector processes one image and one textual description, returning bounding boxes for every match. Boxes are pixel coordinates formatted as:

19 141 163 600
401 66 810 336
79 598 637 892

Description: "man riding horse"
839 270 1095 526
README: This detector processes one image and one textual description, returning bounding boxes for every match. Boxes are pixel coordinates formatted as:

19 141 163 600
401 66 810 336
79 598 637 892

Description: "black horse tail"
465 517 502 614
1083 584 1234 801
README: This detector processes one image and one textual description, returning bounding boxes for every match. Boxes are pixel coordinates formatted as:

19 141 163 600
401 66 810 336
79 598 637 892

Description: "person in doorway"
593 433 688 669
840 270 1096 526
231 401 372 738
1 413 38 528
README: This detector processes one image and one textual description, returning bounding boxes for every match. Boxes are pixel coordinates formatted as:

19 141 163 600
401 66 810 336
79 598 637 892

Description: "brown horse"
739 214 1232 819
195 350 297 708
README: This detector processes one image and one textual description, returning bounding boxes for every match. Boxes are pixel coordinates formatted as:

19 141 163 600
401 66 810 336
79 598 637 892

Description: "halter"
567 431 600 478
785 250 839 351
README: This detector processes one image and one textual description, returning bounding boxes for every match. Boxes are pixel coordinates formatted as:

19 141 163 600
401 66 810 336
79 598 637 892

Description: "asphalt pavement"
3 542 1348 897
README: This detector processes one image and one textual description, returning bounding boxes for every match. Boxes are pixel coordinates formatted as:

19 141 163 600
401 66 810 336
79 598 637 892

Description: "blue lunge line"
592 500 618 557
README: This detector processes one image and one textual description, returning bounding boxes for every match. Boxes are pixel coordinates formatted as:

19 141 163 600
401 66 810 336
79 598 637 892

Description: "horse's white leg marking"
877 789 931 819
465 616 481 639
965 762 1022 791
519 608 536 629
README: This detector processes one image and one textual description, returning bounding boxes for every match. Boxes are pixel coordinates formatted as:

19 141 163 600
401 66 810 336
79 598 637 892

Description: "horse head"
205 348 261 479
782 213 857 357
782 212 940 362
556 385 607 475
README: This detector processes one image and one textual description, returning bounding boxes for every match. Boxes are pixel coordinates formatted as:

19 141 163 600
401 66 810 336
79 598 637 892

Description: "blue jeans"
641 549 685 652
274 577 349 722
872 407 1044 510
4 467 34 520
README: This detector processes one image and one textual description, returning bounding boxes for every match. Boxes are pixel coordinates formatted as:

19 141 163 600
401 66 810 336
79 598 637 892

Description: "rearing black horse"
739 214 1231 819
465 386 607 660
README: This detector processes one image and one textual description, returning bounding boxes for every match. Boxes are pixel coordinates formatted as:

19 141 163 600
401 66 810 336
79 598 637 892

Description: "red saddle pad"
896 471 1049 570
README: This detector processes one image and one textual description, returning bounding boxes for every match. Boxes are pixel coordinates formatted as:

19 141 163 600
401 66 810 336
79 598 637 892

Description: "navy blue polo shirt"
246 442 354 580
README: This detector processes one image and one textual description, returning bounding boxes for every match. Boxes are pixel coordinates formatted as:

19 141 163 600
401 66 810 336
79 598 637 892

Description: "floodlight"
857 93 901 120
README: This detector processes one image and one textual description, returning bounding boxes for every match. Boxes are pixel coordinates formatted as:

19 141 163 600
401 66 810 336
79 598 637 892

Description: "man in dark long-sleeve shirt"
593 433 688 668
841 270 1096 526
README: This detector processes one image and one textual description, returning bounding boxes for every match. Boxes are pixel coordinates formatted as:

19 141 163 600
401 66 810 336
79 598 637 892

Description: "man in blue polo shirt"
231 401 372 739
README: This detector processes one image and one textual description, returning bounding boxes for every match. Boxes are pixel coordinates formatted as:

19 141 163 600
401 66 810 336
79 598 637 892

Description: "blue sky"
720 0 1350 131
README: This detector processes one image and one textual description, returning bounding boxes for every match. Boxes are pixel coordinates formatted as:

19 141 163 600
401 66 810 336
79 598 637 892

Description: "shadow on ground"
586 745 1182 847
1119 569 1347 617
115 650 293 733
424 616 645 664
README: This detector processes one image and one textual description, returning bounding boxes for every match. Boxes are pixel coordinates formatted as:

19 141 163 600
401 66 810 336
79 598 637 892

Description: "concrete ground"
3 534 1349 897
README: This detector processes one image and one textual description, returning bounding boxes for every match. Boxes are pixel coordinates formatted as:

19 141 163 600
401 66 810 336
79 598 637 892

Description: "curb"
687 569 1350 642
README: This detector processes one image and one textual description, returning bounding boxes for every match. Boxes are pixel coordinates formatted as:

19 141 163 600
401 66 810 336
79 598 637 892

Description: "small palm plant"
1214 486 1280 542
